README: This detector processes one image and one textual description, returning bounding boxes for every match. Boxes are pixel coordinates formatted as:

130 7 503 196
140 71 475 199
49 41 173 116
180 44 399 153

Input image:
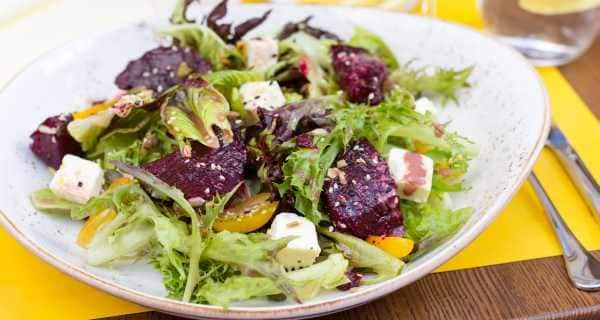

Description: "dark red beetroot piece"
142 137 247 201
115 46 211 93
323 139 402 238
331 45 389 105
337 270 363 291
30 114 82 169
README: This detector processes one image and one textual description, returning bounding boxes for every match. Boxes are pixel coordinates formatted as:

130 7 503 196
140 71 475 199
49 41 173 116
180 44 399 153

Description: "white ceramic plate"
0 4 549 319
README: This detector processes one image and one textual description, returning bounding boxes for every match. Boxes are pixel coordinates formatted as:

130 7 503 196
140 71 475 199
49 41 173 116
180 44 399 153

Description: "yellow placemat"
0 0 599 319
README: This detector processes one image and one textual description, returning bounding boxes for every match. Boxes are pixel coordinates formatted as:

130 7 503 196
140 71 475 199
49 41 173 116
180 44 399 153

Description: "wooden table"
104 39 600 320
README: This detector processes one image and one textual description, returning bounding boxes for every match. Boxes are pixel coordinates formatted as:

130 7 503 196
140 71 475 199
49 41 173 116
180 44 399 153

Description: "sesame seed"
198 162 206 167
210 163 217 170
77 181 83 187
234 119 242 125
333 183 339 190
352 179 357 185
142 71 150 77
344 60 351 66
218 175 226 181
171 46 178 51
365 174 371 181
151 68 158 74
184 47 190 53
169 71 175 78
166 65 172 70
254 95 260 99
195 163 202 168
51 136 57 144
334 201 340 207
356 158 366 164
372 158 379 164
367 92 375 101
157 85 164 92
204 187 210 194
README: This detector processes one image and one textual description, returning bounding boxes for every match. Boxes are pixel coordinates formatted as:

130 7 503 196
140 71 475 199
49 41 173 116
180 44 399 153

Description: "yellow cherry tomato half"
109 177 133 190
367 235 414 259
72 99 115 120
414 141 430 155
76 208 117 248
213 193 278 233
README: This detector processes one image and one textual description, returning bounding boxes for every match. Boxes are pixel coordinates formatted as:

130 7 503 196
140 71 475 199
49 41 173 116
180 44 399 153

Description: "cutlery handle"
548 144 600 222
529 173 600 291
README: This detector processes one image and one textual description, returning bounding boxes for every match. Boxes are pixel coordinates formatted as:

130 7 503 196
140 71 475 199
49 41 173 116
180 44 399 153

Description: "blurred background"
1 0 598 67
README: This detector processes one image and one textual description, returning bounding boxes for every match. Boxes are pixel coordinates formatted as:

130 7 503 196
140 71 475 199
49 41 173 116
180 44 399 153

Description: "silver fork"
529 172 600 291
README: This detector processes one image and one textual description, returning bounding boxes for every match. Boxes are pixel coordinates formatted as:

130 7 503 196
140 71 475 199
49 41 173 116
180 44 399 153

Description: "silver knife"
546 123 600 222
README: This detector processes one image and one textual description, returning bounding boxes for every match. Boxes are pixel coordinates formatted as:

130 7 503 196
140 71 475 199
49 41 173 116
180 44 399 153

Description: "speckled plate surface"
0 4 550 320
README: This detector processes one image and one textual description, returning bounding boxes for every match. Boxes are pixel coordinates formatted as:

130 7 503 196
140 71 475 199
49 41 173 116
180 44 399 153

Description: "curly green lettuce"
349 26 398 70
388 62 473 104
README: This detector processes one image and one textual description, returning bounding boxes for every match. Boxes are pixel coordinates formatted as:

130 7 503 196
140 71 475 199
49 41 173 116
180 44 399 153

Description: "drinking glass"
478 0 600 66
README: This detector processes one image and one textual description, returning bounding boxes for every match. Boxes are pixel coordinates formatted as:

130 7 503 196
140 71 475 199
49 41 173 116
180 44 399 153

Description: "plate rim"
0 5 551 319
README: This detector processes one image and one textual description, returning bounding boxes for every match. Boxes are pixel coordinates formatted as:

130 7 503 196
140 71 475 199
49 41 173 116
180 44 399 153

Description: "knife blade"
546 123 600 222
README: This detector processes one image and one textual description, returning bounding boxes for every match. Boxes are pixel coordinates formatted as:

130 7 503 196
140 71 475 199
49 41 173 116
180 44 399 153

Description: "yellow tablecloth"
0 0 599 319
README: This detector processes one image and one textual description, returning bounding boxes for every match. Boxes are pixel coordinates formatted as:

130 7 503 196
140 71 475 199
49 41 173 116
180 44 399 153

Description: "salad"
28 0 476 307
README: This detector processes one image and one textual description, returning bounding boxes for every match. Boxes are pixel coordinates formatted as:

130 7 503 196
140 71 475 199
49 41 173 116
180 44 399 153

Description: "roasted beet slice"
142 137 247 201
115 46 211 93
323 139 402 238
30 114 82 169
331 45 389 105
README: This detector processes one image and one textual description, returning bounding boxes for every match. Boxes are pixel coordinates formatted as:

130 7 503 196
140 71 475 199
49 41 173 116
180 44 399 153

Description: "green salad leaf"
30 188 81 217
195 276 281 307
389 63 474 103
319 228 404 285
85 184 188 267
87 109 175 169
402 191 472 249
67 109 115 151
161 79 233 151
285 253 349 301
203 231 297 299
161 24 244 70
349 26 398 69
112 161 203 302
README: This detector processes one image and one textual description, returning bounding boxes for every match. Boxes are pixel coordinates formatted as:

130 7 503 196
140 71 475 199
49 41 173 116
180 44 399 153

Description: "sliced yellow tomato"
414 141 430 154
109 177 133 190
72 99 115 120
213 193 278 233
76 208 117 248
367 235 414 259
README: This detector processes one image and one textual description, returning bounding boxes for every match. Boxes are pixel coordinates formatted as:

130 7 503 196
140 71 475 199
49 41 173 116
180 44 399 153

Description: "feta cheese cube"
49 155 105 204
268 213 321 269
240 81 286 117
414 97 437 116
387 147 434 203
240 37 278 70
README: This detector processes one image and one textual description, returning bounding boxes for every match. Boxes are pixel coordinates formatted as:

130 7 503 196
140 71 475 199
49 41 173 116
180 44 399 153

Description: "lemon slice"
519 0 600 15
